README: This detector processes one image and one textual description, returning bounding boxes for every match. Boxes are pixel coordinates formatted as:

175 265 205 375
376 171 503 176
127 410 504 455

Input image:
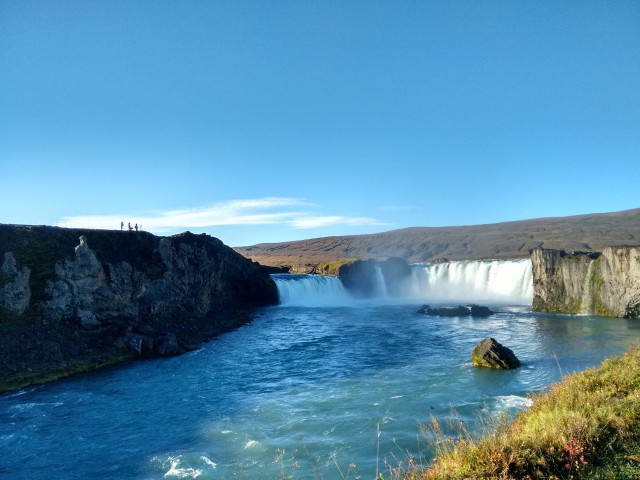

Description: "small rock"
77 309 100 329
417 304 437 315
472 338 520 369
125 333 144 354
156 334 181 356
141 335 155 353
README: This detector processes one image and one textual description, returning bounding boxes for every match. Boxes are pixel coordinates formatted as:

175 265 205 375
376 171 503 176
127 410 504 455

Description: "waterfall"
272 259 534 307
580 260 595 315
373 265 388 297
272 274 352 306
408 259 533 305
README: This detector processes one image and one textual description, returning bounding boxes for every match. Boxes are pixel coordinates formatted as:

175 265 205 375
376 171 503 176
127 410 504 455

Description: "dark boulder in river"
0 225 279 392
417 305 470 316
472 338 520 369
436 305 471 317
470 304 494 316
417 304 494 317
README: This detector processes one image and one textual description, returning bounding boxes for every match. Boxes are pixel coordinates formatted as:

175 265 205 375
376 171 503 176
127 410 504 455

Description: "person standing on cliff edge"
121 221 124 231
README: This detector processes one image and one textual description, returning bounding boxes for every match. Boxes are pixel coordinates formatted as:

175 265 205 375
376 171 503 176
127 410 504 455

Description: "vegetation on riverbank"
313 258 359 276
397 346 640 479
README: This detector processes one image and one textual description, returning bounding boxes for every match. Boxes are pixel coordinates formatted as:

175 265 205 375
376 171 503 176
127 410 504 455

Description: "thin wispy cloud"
287 216 388 229
56 197 389 233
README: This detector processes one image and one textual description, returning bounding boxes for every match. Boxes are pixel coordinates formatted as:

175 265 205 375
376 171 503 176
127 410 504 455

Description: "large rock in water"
470 304 494 317
472 338 520 369
0 225 279 392
417 305 471 316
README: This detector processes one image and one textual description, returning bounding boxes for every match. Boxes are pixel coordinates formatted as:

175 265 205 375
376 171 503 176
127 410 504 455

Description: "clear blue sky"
2 1 639 247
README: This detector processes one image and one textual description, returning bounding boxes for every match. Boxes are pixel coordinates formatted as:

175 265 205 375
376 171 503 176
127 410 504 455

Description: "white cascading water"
273 274 353 307
273 259 534 306
408 259 534 304
373 265 388 297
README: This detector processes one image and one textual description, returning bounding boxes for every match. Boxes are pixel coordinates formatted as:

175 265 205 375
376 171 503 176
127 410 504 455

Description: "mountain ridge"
234 208 640 271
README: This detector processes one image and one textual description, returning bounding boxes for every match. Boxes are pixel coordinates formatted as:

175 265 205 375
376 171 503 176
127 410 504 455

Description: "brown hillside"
234 208 640 270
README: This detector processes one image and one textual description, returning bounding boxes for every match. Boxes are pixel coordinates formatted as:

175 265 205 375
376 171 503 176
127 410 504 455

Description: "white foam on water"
163 457 203 479
200 456 217 468
494 395 534 410
243 440 259 449
10 401 63 412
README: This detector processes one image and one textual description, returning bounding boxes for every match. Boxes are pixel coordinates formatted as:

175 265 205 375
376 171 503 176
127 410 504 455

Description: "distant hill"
234 208 640 270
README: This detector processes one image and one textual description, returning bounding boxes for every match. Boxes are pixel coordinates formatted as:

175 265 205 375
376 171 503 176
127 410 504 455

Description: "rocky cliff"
531 247 640 317
337 257 411 297
0 225 278 392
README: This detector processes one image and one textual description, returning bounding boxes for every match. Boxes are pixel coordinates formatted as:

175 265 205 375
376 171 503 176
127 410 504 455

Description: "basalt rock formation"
531 247 640 318
0 225 278 392
337 257 411 297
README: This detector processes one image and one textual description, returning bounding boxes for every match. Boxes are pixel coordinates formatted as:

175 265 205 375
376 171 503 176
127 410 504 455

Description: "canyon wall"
531 247 640 318
0 225 278 392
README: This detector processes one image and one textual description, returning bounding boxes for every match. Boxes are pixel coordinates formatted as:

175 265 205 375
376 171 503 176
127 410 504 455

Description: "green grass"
313 258 360 276
396 346 640 479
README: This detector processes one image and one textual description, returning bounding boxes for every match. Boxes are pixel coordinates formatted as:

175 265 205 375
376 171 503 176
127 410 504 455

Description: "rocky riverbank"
0 225 278 392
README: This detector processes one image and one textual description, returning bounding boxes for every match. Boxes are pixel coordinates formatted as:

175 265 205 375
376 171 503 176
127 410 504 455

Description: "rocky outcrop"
0 252 31 315
418 305 470 317
531 247 640 317
337 257 411 297
597 247 640 318
472 338 520 369
470 304 494 317
0 225 278 392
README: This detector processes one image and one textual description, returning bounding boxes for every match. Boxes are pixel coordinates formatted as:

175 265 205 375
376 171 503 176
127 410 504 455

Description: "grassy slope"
399 347 640 480
235 208 640 268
